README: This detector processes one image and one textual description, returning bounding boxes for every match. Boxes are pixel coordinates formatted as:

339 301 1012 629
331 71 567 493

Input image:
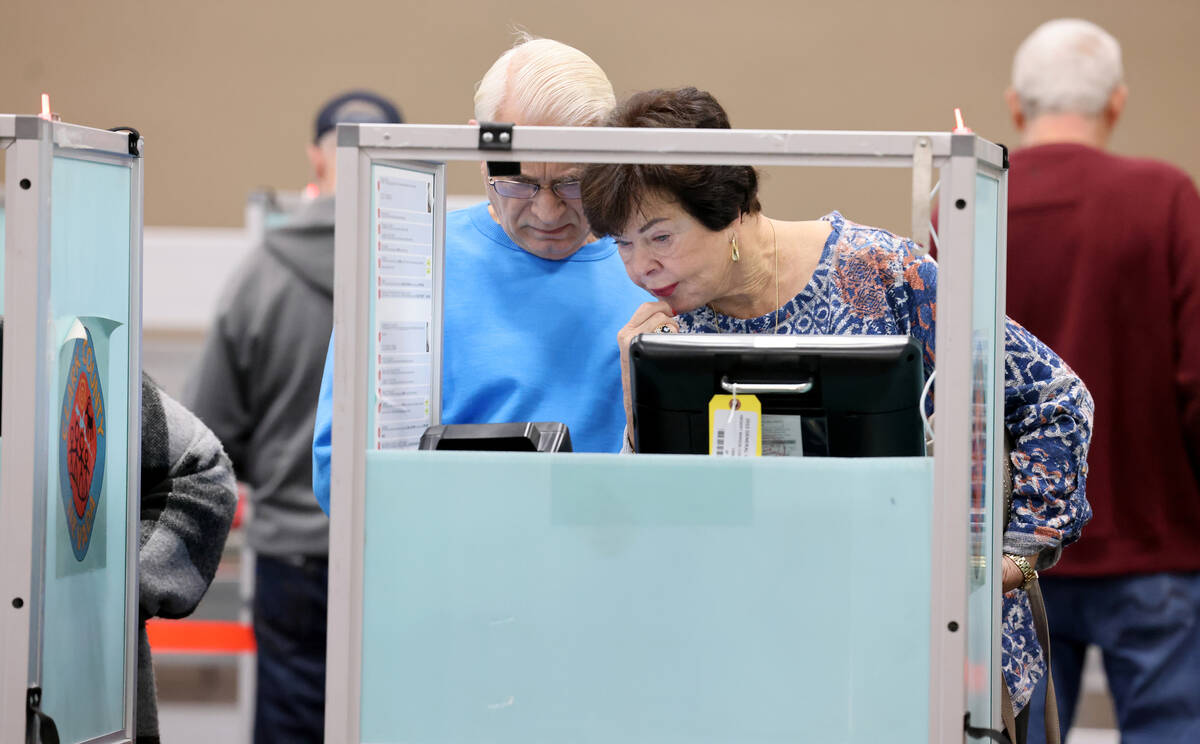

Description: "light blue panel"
967 172 1002 723
263 209 292 230
362 452 933 744
972 174 1001 334
41 155 132 743
1 206 4 483
1 204 6 312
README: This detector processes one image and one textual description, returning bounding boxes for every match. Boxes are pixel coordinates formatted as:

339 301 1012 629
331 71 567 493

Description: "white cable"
920 369 937 445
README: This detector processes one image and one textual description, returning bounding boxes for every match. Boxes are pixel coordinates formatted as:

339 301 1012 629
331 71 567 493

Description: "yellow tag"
708 394 763 456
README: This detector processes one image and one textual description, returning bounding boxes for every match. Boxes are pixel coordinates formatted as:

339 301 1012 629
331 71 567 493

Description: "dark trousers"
1026 572 1200 744
253 553 328 744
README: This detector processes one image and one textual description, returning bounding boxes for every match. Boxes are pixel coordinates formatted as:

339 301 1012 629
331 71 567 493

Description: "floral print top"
676 212 1094 711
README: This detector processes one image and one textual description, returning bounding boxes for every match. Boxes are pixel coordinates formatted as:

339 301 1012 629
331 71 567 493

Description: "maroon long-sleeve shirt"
1006 142 1200 576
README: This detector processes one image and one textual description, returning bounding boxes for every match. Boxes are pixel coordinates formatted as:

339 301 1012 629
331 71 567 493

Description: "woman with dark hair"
581 87 1092 738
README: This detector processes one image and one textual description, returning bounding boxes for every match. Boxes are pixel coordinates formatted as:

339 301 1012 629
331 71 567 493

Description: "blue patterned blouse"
676 212 1094 711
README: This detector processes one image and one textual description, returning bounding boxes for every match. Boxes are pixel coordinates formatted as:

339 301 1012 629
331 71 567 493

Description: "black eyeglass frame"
487 177 583 200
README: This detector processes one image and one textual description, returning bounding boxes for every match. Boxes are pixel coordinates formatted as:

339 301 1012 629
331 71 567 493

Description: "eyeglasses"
488 177 583 200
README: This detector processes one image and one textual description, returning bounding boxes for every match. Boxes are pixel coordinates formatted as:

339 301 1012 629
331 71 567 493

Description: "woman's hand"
1002 556 1022 592
1001 554 1033 593
618 301 680 442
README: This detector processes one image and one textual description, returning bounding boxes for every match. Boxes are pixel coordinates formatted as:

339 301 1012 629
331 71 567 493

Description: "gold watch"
1005 553 1037 591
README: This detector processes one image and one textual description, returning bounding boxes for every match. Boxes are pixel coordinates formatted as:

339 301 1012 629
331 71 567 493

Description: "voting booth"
327 123 1008 743
0 116 144 744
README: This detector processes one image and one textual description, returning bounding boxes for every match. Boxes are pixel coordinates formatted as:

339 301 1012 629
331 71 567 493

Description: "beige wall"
4 1 1198 229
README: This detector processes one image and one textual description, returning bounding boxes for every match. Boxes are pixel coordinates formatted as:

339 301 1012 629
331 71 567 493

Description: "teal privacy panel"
1 203 4 504
1 203 6 312
966 172 1003 724
264 209 292 230
40 155 132 743
361 451 933 744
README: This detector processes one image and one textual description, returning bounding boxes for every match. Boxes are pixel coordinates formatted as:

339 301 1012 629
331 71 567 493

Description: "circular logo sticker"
59 325 106 562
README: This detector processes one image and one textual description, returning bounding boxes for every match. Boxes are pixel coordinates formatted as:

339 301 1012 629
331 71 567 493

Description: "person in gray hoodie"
186 90 402 744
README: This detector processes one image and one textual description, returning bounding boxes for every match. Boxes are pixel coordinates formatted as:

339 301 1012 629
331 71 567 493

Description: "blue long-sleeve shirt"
312 202 650 513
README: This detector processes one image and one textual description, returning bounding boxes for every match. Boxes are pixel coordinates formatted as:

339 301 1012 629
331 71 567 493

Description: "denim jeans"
1026 572 1200 744
253 553 328 744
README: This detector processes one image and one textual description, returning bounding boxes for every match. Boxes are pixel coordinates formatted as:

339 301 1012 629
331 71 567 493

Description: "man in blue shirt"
312 35 648 513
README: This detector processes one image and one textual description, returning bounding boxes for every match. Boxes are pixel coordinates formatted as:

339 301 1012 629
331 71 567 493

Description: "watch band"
1005 553 1037 591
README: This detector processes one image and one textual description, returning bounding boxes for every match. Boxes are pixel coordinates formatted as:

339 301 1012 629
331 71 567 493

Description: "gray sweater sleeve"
138 373 237 620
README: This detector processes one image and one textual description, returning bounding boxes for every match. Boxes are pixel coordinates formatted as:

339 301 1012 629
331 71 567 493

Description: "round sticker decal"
59 325 106 562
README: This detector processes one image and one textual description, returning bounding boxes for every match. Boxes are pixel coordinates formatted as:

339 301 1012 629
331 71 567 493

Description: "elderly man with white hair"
1004 19 1200 744
311 36 649 513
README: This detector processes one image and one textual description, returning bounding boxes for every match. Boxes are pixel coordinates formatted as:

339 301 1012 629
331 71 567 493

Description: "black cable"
964 712 1013 743
107 126 144 157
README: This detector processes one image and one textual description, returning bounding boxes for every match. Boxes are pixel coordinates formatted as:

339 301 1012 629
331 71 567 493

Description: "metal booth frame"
0 115 144 744
329 123 1009 744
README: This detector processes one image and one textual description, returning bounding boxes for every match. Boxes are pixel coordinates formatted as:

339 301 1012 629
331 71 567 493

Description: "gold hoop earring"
730 234 740 263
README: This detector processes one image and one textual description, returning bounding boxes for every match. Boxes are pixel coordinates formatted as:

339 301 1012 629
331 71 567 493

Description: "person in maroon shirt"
1003 19 1200 744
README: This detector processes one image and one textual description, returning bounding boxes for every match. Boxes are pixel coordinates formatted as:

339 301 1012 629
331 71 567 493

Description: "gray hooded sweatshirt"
187 196 335 557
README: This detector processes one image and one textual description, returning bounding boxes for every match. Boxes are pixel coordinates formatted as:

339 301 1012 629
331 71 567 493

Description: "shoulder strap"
1000 683 1018 743
1026 579 1061 744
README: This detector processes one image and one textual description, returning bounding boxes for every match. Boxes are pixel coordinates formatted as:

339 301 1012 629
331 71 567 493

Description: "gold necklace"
770 217 780 333
710 217 781 333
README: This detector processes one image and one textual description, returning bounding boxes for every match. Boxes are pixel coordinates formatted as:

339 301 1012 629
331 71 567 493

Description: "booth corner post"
932 131 1011 738
327 119 451 744
326 121 370 744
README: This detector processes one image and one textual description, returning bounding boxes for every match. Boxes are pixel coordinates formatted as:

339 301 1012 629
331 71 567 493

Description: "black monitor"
630 334 926 457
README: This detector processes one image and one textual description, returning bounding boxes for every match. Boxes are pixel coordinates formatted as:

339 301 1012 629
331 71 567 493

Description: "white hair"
1012 19 1124 119
473 32 615 126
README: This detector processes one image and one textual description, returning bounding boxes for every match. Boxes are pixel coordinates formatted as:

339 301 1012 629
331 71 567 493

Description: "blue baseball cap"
314 90 404 142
